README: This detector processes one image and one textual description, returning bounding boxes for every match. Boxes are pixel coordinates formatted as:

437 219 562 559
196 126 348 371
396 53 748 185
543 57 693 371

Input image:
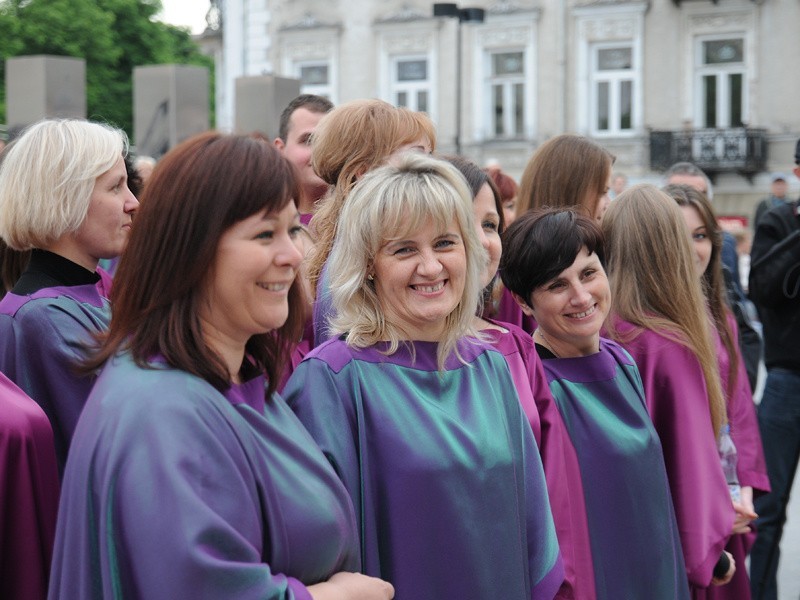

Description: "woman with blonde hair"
307 99 435 345
603 184 736 597
516 134 614 221
0 118 137 472
285 153 563 599
666 183 769 600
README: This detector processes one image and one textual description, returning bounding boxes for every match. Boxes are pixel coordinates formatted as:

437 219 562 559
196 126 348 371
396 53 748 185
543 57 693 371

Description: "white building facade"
207 0 800 217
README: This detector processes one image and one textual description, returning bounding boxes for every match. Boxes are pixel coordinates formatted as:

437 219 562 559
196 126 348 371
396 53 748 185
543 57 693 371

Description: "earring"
367 273 374 281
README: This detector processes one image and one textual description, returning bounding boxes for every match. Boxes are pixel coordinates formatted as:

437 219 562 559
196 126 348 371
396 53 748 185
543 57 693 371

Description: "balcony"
649 128 768 177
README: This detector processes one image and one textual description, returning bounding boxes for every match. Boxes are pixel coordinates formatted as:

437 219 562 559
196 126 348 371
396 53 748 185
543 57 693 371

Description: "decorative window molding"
472 12 538 142
574 2 647 137
680 5 756 128
278 15 341 102
375 23 437 121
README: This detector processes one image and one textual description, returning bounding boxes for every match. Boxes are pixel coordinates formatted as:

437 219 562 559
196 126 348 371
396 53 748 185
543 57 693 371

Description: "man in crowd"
748 139 800 600
274 94 333 224
754 173 790 229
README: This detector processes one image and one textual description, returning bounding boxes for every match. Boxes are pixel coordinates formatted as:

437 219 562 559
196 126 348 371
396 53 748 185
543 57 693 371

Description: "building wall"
215 0 800 221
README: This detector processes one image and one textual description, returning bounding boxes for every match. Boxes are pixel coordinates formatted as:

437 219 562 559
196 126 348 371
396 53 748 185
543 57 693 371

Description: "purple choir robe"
0 275 111 472
49 353 361 599
484 319 596 599
285 338 565 599
0 372 59 600
611 319 735 598
706 313 770 600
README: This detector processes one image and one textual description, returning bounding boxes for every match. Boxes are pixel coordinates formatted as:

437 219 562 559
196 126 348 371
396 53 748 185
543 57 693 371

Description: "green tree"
0 0 213 139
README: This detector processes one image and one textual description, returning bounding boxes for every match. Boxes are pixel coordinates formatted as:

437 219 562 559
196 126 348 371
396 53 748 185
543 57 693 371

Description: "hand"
711 551 736 586
308 572 395 600
732 486 757 534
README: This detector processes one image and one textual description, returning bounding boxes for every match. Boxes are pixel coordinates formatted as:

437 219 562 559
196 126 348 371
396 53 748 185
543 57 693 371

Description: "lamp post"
433 3 485 156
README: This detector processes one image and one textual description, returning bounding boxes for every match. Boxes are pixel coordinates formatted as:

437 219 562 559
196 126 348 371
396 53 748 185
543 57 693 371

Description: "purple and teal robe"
483 319 596 599
540 337 690 599
49 353 360 599
284 338 564 599
0 250 111 472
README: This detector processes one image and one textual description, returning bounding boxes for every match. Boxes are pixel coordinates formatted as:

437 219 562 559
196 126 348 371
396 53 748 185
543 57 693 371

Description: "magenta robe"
484 320 596 600
705 314 770 600
611 319 735 598
490 286 537 334
0 372 59 600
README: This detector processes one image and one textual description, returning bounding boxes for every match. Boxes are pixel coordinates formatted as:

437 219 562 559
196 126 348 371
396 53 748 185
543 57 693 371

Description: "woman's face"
473 183 502 288
593 172 612 222
528 247 610 356
372 217 466 341
680 205 712 278
502 196 517 227
70 156 139 269
199 202 304 347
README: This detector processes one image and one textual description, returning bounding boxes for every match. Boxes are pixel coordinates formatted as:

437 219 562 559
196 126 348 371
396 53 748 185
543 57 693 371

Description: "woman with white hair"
0 118 138 472
284 153 563 599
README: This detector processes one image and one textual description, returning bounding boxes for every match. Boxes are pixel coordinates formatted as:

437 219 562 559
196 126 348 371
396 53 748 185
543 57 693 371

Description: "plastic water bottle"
718 424 741 504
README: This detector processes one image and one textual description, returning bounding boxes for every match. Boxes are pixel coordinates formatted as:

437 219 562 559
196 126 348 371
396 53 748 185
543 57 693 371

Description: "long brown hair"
663 183 739 395
517 134 613 218
307 99 436 293
85 132 305 396
602 184 727 437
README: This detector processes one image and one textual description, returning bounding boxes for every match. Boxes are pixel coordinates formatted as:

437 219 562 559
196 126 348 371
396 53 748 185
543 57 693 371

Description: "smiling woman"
500 208 690 599
285 153 564 600
48 132 395 600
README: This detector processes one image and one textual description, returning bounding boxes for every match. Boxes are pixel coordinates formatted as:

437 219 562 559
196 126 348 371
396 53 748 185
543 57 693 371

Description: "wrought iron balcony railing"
649 128 768 176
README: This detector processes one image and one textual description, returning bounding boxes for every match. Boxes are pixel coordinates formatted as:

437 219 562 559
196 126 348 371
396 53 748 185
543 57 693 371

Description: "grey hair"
327 152 486 369
0 119 128 250
663 161 714 201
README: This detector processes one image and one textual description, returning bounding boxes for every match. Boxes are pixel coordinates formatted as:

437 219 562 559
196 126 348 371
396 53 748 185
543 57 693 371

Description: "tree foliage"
0 0 213 140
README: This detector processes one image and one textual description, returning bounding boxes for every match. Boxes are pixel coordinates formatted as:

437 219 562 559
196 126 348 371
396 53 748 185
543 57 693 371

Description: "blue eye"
483 221 499 232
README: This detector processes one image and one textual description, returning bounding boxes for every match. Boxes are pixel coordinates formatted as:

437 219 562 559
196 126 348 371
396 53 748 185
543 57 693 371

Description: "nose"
277 232 304 269
475 221 490 250
124 187 140 214
416 249 443 278
570 283 592 307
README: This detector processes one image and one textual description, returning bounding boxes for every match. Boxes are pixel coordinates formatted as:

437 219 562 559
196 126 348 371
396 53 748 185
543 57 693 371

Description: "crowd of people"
0 93 794 600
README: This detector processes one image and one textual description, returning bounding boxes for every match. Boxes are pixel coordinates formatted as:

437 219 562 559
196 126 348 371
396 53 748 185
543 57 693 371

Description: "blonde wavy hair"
307 99 436 293
327 153 484 370
602 184 727 437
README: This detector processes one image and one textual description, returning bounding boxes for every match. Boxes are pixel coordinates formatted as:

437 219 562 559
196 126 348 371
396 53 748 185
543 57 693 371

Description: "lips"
565 304 597 319
257 282 291 292
410 281 445 293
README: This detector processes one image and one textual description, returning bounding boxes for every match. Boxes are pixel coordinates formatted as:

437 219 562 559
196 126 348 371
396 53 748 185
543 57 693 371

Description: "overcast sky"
158 0 210 34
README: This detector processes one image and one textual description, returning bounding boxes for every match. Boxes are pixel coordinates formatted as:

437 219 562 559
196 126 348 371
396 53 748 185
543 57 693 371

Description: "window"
696 37 745 128
296 61 331 98
591 44 633 135
391 57 429 112
488 51 525 138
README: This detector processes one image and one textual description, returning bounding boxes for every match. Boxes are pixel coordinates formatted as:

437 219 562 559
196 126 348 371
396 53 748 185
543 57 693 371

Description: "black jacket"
749 199 800 372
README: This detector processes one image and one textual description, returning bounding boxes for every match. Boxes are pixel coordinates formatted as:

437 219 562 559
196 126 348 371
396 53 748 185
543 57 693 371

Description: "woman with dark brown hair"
49 132 393 600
